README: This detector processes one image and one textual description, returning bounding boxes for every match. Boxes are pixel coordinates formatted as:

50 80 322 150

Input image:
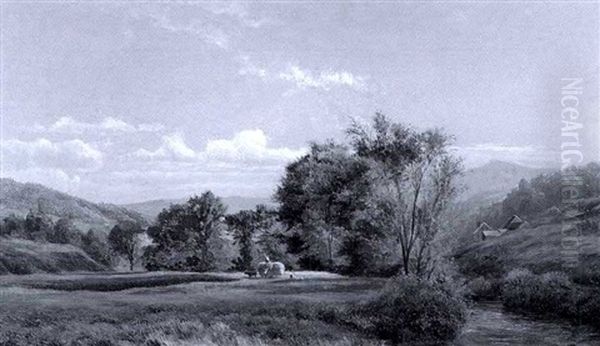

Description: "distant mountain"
0 178 147 231
459 160 552 205
123 196 276 222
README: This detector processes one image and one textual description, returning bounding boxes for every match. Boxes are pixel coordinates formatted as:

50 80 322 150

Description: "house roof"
504 215 524 230
482 230 503 238
473 222 493 234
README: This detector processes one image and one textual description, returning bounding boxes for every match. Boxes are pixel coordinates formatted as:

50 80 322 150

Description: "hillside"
0 178 147 231
459 160 550 204
0 237 106 274
124 196 276 222
454 216 600 275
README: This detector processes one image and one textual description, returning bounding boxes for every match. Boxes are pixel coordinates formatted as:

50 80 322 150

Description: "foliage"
354 275 467 343
455 253 506 279
24 210 54 241
227 205 274 271
467 277 503 301
48 217 81 245
81 229 113 267
276 141 371 270
348 114 462 276
501 269 600 329
144 192 227 272
108 221 143 271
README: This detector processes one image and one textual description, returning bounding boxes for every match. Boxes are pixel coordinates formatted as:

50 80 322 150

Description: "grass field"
0 272 387 346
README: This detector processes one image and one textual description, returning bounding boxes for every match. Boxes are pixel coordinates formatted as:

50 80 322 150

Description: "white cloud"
147 11 230 49
1 138 103 171
204 129 306 163
238 55 267 79
133 133 197 161
132 129 306 165
279 65 366 91
451 143 558 168
48 116 164 134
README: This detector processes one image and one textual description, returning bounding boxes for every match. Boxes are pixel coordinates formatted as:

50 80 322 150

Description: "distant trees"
82 229 113 267
108 221 143 271
48 217 81 245
143 192 227 272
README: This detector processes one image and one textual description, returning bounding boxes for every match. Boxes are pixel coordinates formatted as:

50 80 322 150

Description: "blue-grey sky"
1 2 598 203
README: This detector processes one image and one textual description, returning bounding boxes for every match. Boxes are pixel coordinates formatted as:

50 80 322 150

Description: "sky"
1 1 599 204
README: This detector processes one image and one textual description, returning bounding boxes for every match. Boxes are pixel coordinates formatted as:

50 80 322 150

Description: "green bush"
502 269 600 329
355 275 467 344
468 276 502 301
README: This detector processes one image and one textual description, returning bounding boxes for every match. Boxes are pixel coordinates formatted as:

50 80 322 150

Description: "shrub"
355 275 467 344
571 266 600 287
468 276 502 301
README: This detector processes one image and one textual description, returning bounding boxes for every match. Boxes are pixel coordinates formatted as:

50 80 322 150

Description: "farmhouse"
474 215 528 241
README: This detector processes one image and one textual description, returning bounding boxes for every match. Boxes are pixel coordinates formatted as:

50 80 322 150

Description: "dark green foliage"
108 221 143 271
48 217 81 245
467 277 503 301
227 205 274 271
82 229 113 267
351 276 467 344
455 253 506 279
144 192 227 272
24 210 54 241
502 269 600 329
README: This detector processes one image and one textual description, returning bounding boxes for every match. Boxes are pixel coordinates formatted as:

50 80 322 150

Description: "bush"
468 276 502 301
571 266 600 287
501 268 600 329
456 253 506 279
355 275 467 344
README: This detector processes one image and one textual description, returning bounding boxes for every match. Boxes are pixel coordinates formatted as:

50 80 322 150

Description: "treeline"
477 163 600 228
141 114 463 277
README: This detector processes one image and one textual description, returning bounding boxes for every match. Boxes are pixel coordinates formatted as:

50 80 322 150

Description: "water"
455 302 600 346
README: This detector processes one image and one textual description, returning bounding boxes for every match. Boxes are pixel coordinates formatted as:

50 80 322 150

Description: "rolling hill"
0 237 106 274
0 178 147 231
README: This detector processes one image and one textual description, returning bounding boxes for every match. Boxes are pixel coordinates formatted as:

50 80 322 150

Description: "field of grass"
0 272 387 345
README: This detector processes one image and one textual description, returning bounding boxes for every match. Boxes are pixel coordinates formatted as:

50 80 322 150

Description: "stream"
454 302 600 345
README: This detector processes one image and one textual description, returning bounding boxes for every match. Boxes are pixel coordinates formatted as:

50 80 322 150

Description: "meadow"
0 272 388 346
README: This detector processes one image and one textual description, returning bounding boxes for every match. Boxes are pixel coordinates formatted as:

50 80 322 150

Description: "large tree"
108 221 143 271
144 192 227 272
276 142 371 270
227 205 274 271
348 113 462 277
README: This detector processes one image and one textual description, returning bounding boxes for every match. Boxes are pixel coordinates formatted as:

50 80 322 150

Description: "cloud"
451 143 558 168
203 129 306 163
132 129 306 165
133 133 197 161
146 11 230 49
200 2 271 28
1 138 103 171
48 116 164 134
278 65 367 91
238 55 267 79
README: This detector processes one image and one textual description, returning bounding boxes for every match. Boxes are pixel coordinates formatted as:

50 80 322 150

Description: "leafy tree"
48 217 81 245
226 205 274 271
276 142 371 270
1 214 25 237
108 221 143 271
82 229 113 267
348 114 462 277
144 192 227 272
24 210 54 241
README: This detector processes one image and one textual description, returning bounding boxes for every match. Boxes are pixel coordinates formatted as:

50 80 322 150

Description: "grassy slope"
0 178 148 231
454 221 600 274
0 237 106 275
0 272 385 346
